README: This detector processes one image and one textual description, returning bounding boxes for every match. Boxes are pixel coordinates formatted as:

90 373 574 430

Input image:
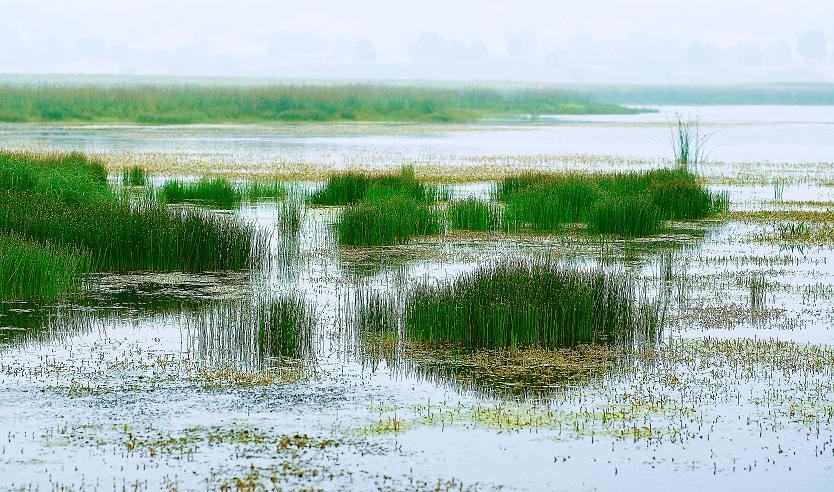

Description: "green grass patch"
590 196 661 237
257 295 316 360
309 166 442 206
498 168 727 235
121 166 147 186
0 234 90 301
0 152 268 273
0 151 110 206
159 177 240 208
393 260 658 349
0 84 643 124
447 199 502 231
337 195 441 246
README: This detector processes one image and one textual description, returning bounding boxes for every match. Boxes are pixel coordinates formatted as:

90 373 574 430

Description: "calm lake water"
2 106 834 490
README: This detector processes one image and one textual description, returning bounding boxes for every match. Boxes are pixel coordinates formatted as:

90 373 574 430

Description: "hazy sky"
2 0 833 83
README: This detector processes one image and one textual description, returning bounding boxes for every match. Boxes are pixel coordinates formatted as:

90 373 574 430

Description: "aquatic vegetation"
0 150 110 206
0 191 266 272
275 195 307 232
590 196 661 237
121 165 147 186
446 199 502 231
0 234 90 301
257 294 316 360
0 84 642 124
188 294 316 369
399 260 659 349
159 177 240 207
309 166 441 206
498 168 727 234
337 195 442 246
241 180 287 202
669 114 709 171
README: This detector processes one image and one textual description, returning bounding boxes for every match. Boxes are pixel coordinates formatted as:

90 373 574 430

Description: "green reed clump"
257 294 316 359
121 166 147 186
0 150 110 206
402 260 657 349
590 196 661 236
0 191 266 272
497 168 727 235
242 180 287 202
670 114 709 172
309 166 441 206
159 177 240 207
276 195 306 232
337 195 441 246
447 199 502 231
0 234 90 301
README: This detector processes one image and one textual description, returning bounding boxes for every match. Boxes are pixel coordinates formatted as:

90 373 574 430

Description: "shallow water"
2 108 834 490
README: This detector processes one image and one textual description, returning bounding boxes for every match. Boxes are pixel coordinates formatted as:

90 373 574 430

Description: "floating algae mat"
3 108 834 491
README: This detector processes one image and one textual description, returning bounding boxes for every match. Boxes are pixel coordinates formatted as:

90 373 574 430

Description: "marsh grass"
337 195 442 246
121 166 147 186
498 168 727 235
0 85 641 124
159 177 240 208
0 191 267 272
189 294 316 369
257 295 316 360
447 199 502 231
360 259 661 350
670 114 710 172
0 151 110 206
0 234 90 301
241 180 287 202
590 196 661 237
309 166 442 206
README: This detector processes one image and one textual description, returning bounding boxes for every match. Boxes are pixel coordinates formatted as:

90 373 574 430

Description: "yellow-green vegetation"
0 84 642 124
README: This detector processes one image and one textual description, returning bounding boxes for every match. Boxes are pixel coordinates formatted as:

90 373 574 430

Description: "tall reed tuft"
337 195 442 246
159 177 240 208
447 199 502 231
400 259 658 349
0 234 90 301
309 166 441 206
121 166 147 186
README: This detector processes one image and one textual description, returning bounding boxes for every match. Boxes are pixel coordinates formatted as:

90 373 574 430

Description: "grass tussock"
309 166 442 206
257 295 316 360
0 234 90 301
121 166 147 186
0 152 268 274
0 151 110 206
337 195 441 246
498 168 727 236
447 199 502 231
0 84 642 124
159 177 240 208
398 260 659 350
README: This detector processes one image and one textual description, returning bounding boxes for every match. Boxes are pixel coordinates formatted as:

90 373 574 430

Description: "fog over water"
1 0 833 83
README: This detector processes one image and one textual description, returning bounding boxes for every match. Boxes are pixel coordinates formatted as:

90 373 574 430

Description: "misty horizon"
2 0 833 84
